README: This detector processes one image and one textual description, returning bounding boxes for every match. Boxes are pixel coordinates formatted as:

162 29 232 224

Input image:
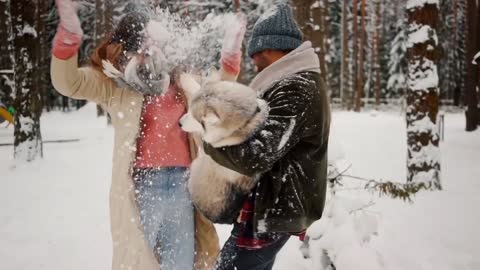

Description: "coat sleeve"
51 53 119 107
203 79 309 177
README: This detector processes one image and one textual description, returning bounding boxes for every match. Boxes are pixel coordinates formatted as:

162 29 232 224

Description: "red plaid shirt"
235 194 306 250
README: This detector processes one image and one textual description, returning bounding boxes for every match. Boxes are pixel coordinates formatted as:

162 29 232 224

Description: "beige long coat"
51 54 220 270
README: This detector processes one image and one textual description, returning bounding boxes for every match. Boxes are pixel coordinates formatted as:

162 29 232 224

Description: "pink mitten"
221 13 247 75
52 0 83 60
53 26 83 60
56 0 83 35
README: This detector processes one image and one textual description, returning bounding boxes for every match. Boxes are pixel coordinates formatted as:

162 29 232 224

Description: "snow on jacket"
204 42 331 233
50 54 219 270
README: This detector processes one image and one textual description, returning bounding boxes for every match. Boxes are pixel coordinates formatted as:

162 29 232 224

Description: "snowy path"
1 104 479 270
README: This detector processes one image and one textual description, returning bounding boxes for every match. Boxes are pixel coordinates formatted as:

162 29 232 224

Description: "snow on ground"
1 104 479 270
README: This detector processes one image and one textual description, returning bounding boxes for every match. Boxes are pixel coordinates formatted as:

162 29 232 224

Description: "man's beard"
254 55 270 73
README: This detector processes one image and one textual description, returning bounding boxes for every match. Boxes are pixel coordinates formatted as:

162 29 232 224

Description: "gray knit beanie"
248 4 303 57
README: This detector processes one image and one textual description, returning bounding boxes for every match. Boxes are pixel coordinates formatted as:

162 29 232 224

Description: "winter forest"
1 0 480 270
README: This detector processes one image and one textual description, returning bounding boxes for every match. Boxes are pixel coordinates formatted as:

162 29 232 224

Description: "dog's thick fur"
179 73 269 223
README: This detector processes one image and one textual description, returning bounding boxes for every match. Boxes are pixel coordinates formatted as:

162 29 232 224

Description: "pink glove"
221 13 247 75
52 0 83 60
56 0 83 35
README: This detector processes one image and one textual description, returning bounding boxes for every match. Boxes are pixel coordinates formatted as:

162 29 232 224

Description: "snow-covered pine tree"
387 12 407 98
76 0 96 64
354 0 366 112
363 0 374 104
319 0 331 95
373 0 383 106
36 0 54 112
455 0 467 106
11 0 43 161
437 0 455 102
94 0 107 47
0 0 14 107
436 0 468 105
405 0 441 189
340 0 352 108
292 0 330 96
350 0 358 110
328 0 342 100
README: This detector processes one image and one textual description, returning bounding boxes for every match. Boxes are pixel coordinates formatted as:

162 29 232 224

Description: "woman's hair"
91 11 149 72
90 40 124 71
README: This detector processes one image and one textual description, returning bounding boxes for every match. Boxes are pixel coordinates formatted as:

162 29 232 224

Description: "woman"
51 0 245 269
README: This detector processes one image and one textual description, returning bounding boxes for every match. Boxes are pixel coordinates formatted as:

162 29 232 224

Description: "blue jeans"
133 167 194 270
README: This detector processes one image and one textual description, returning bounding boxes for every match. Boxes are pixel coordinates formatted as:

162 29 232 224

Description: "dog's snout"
178 122 183 128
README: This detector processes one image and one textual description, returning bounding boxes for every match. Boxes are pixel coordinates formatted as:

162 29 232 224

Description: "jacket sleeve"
51 53 118 107
203 79 309 177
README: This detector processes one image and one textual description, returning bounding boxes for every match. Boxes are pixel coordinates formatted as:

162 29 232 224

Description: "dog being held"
179 72 269 223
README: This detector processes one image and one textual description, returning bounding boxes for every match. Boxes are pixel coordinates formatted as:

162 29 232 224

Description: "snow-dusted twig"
341 174 426 202
328 163 426 202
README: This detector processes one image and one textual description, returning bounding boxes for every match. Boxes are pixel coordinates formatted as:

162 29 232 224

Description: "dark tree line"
1 0 478 162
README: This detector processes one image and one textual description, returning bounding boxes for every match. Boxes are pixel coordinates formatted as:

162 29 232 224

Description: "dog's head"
179 73 264 146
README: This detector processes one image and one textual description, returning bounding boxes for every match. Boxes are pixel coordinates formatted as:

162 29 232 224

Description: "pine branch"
328 166 428 202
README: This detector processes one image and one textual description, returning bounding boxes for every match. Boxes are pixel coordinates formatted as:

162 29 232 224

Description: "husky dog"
179 73 269 223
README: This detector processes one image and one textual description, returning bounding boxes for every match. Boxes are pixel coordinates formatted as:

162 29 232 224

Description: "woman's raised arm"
50 0 117 106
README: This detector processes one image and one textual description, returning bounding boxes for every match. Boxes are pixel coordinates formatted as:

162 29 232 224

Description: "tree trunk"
11 0 43 161
350 0 359 110
104 0 113 35
322 0 332 97
405 1 441 190
374 0 383 108
292 0 330 96
94 0 105 46
341 0 350 108
36 0 50 113
369 8 376 105
0 0 14 107
455 0 467 107
465 0 479 131
354 0 366 112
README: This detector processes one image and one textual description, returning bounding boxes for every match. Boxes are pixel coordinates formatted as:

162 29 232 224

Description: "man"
204 4 331 270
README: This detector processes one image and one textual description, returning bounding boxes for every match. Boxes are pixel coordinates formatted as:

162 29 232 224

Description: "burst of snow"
144 10 236 73
221 14 246 54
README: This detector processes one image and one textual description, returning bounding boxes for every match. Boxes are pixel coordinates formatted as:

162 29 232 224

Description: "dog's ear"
179 73 201 103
